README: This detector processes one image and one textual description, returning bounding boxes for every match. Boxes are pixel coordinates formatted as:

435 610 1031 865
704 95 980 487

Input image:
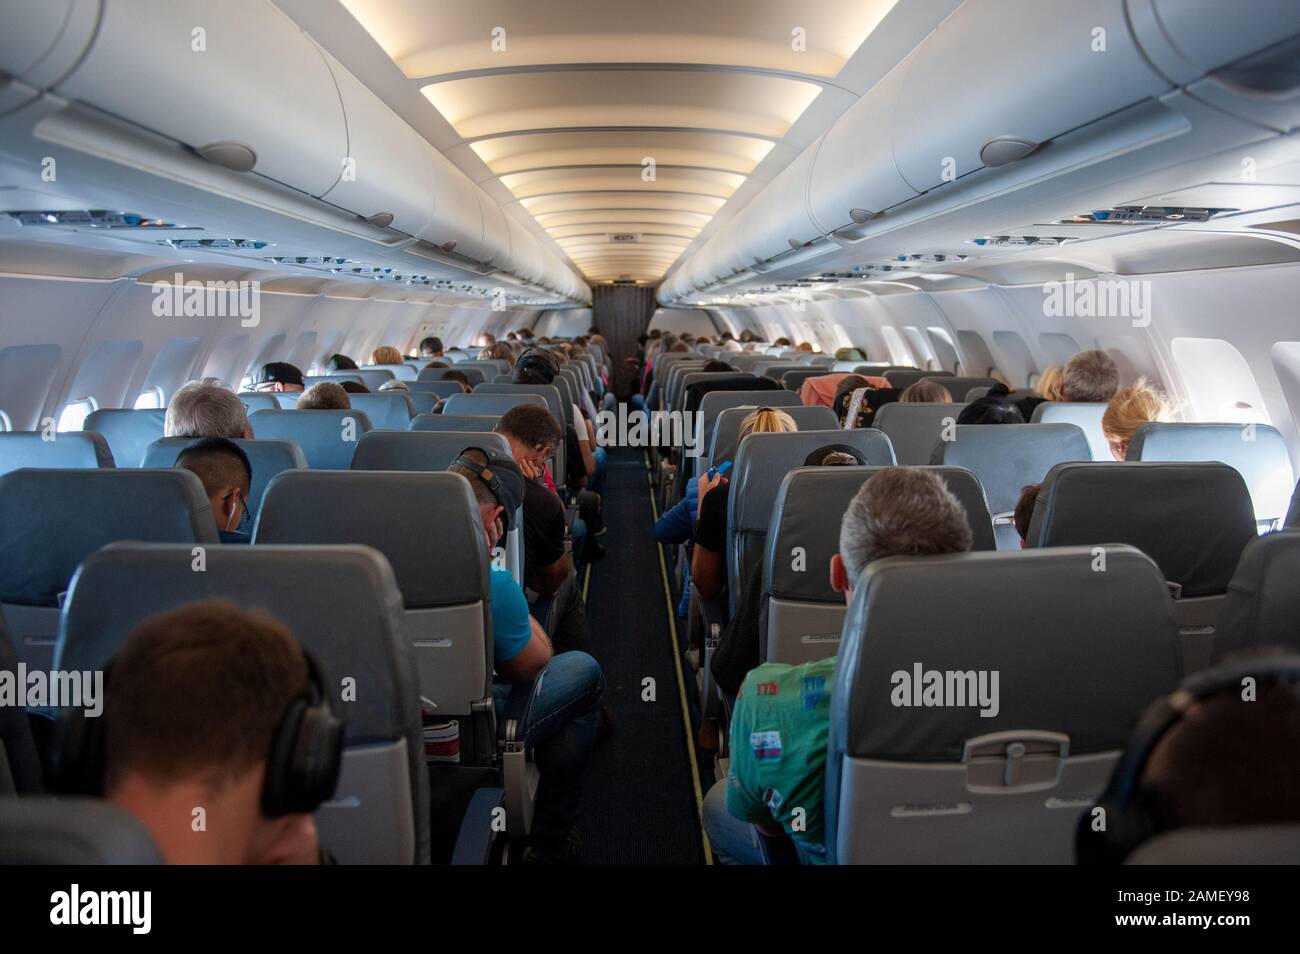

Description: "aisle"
576 448 709 864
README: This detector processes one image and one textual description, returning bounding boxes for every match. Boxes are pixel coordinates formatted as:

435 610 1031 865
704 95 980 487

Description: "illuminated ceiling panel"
338 0 897 282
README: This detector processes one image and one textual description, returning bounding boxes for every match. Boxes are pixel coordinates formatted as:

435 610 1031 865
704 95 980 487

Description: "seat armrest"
497 677 543 838
450 786 505 865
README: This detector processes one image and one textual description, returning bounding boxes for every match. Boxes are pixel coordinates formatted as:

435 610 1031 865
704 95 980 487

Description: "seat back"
473 384 565 429
917 376 999 401
236 392 280 415
1129 422 1296 528
443 392 546 419
246 409 373 469
83 408 166 467
0 469 216 669
141 437 308 523
697 389 802 472
351 430 524 583
764 466 996 665
828 545 1182 863
0 431 114 475
1125 825 1300 864
0 798 162 863
1214 529 1300 660
872 402 970 466
408 393 439 416
780 368 829 392
676 371 752 414
305 374 363 388
56 542 428 864
710 405 839 471
370 363 417 381
728 429 896 611
937 423 1091 548
754 362 805 382
455 359 510 378
884 369 953 388
418 366 487 386
347 392 416 430
410 413 501 433
0 608 43 793
254 471 493 720
272 392 300 409
1030 402 1110 461
1287 478 1300 528
351 368 396 391
409 380 469 399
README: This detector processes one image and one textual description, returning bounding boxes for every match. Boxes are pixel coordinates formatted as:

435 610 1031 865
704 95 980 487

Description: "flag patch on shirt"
762 787 784 813
750 730 783 759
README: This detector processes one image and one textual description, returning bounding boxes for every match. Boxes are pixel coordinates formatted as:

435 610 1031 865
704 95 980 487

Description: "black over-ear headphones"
52 648 343 818
1075 654 1300 864
451 446 523 529
515 347 558 383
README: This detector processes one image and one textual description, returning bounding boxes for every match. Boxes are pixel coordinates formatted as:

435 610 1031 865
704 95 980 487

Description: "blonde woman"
1036 365 1065 402
692 407 797 600
370 345 404 366
480 341 517 367
900 379 953 403
1102 380 1173 460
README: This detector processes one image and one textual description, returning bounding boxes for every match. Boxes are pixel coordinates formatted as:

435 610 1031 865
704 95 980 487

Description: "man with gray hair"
1061 349 1120 403
702 467 973 865
165 380 252 439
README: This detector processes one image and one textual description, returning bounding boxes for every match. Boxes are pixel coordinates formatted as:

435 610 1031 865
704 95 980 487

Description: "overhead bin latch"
365 211 395 229
979 137 1040 167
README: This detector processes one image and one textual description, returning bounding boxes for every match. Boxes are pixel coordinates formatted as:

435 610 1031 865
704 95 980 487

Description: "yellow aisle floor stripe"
645 452 714 865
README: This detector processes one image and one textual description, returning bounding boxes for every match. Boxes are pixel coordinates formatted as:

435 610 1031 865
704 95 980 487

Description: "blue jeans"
702 781 813 865
587 445 607 499
493 651 604 839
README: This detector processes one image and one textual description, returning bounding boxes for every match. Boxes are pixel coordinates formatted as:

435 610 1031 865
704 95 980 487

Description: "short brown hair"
296 381 351 410
497 404 562 449
1014 483 1041 542
839 467 973 579
1062 350 1120 403
104 600 308 792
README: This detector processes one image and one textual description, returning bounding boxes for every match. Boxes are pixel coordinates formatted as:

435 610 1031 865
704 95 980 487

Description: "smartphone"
707 460 733 479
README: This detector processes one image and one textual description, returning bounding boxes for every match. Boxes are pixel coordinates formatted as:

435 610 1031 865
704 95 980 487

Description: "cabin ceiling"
317 0 898 285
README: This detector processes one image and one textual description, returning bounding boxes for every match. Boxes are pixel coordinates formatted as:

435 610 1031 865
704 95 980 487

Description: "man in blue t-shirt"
448 448 604 863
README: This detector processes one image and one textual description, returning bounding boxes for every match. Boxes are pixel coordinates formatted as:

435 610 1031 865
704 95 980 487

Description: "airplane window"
1038 332 1082 367
955 330 998 379
992 331 1038 388
57 396 98 433
1171 336 1270 424
0 343 62 431
133 385 166 410
880 326 914 365
1270 342 1300 433
926 327 960 373
903 326 939 370
0 409 11 432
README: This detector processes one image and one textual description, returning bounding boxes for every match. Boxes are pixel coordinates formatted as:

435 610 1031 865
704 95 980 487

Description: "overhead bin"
477 192 513 268
315 48 437 238
809 67 917 236
1129 0 1300 85
731 142 823 267
55 0 347 198
506 216 545 284
0 0 99 94
891 0 1170 194
421 150 489 262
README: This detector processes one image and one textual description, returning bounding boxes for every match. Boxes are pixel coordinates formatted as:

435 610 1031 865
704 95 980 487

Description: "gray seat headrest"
710 405 839 468
938 423 1090 514
473 384 565 428
409 414 501 433
351 430 510 472
141 437 307 520
873 402 969 466
253 470 489 608
417 366 486 386
1027 462 1256 597
765 466 996 604
247 409 373 470
0 431 115 474
0 797 162 864
0 468 217 606
442 392 546 419
236 392 280 415
347 392 416 430
83 408 166 468
1030 401 1109 460
1129 422 1296 525
1214 529 1300 660
832 545 1181 761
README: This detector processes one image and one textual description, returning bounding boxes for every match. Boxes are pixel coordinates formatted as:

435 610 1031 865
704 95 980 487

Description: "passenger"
773 337 792 347
691 408 798 600
370 345 404 366
1062 349 1120 403
441 369 471 392
249 362 305 394
174 437 252 543
296 382 351 411
708 443 869 706
325 354 358 372
166 380 252 439
1101 380 1173 461
104 600 337 864
481 341 516 367
339 380 369 394
702 468 974 864
795 342 813 352
1131 649 1300 835
1036 365 1065 402
448 448 605 865
377 379 410 394
900 379 953 403
955 385 1024 425
418 337 444 360
832 375 872 426
703 359 734 373
1014 483 1041 545
482 332 497 348
424 360 450 370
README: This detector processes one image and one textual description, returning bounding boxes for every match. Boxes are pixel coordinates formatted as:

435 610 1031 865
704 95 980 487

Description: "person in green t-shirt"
702 467 974 864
